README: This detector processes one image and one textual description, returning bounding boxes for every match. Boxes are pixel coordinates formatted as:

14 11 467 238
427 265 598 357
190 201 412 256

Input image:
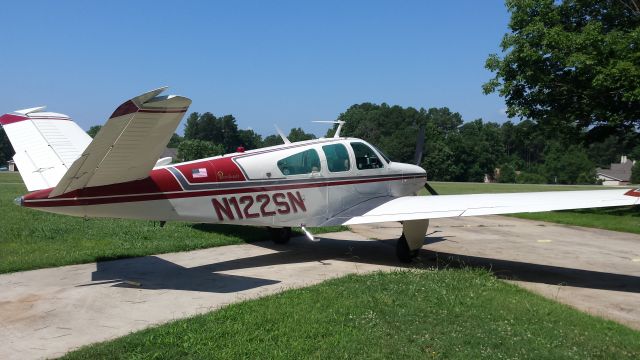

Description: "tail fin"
0 107 92 191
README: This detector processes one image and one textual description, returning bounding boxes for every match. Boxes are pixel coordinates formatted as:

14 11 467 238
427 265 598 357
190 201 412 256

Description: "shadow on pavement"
86 234 640 294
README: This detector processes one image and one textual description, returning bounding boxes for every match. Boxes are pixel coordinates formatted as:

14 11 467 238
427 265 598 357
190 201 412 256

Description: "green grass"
63 269 640 359
0 173 345 273
423 181 640 234
420 181 614 195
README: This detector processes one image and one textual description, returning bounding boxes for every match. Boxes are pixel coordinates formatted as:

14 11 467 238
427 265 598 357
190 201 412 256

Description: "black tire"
396 234 418 263
269 227 292 244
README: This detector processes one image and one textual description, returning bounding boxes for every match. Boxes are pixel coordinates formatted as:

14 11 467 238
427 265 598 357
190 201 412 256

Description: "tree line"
1 102 638 183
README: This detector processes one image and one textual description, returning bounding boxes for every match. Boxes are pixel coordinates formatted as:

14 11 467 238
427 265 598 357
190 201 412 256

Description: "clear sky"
0 0 510 137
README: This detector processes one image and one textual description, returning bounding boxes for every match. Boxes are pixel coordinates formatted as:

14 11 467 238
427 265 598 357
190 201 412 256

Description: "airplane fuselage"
20 137 427 228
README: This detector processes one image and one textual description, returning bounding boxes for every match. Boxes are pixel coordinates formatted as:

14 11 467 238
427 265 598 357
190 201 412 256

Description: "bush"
177 140 224 162
516 172 547 184
498 163 517 183
632 162 640 185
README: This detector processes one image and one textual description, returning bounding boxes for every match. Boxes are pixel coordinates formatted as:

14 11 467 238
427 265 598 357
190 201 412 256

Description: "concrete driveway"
1 216 639 359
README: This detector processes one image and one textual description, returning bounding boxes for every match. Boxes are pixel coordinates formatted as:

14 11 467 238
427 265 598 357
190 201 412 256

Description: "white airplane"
2 87 639 262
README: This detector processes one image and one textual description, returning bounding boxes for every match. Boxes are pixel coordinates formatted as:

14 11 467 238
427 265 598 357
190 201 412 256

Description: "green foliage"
177 139 224 162
64 270 640 359
542 144 597 184
183 112 243 153
630 146 640 161
261 134 284 147
167 133 183 148
237 129 262 150
287 127 316 142
498 163 517 183
484 0 640 130
336 103 426 163
632 162 640 184
516 172 548 184
86 125 102 138
0 128 12 166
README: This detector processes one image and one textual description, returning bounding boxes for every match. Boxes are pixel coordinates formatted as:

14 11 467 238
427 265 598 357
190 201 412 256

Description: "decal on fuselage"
211 191 306 221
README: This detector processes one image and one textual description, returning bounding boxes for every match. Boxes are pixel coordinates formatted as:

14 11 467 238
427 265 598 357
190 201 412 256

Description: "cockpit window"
372 144 391 163
350 142 384 170
277 149 321 175
322 144 351 172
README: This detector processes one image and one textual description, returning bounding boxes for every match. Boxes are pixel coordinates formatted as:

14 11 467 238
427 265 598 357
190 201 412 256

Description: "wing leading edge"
341 189 640 225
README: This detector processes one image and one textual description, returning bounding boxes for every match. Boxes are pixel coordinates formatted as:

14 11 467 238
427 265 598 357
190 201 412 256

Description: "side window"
277 149 321 175
350 142 384 170
322 144 351 172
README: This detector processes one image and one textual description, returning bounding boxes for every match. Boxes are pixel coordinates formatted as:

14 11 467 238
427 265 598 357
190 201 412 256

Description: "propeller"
413 124 438 196
424 182 439 196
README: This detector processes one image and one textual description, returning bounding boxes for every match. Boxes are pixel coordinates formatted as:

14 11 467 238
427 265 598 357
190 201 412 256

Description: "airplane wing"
331 189 640 225
49 87 191 197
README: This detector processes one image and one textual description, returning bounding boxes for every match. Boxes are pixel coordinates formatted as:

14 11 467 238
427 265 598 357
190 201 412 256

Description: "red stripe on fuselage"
23 174 425 208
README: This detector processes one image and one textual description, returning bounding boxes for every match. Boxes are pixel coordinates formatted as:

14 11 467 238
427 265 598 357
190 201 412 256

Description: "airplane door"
349 142 389 196
320 143 354 218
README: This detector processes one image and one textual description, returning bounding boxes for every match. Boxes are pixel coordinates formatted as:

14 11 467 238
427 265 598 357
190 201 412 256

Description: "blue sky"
0 0 510 137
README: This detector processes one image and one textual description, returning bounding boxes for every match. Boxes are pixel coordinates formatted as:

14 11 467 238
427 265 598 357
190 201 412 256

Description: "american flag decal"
192 168 208 178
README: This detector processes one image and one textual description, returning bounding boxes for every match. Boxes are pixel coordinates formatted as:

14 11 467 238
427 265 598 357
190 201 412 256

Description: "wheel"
396 234 418 263
269 227 292 244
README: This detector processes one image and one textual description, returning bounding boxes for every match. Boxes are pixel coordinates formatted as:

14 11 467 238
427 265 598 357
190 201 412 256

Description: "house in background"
597 155 635 185
7 160 17 172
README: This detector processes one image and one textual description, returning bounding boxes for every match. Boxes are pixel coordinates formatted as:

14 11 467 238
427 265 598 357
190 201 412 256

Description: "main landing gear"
268 226 292 244
396 219 430 263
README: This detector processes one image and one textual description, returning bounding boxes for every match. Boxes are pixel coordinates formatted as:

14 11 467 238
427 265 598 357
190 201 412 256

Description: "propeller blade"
424 182 439 196
413 125 425 165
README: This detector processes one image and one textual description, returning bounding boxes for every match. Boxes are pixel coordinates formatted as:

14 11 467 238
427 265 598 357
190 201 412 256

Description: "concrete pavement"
1 216 639 359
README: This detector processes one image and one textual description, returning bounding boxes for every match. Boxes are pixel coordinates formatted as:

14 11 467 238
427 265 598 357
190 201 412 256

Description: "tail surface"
0 107 91 191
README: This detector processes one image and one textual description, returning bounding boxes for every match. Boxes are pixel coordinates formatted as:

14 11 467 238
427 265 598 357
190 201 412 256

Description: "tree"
261 134 284 147
498 163 517 183
632 162 640 184
167 133 183 148
237 129 262 150
484 0 640 131
288 128 316 142
87 125 102 138
177 139 224 162
183 112 242 153
542 144 596 184
0 128 13 166
335 103 430 164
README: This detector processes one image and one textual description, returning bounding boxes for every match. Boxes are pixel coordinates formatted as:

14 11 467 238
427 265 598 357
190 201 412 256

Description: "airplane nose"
14 196 23 206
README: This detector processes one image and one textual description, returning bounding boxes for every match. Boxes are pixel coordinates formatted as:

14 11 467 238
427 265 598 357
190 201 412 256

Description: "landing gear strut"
268 227 292 244
396 219 429 263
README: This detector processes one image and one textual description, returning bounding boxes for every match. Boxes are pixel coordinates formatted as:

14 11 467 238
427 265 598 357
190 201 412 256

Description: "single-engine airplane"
2 87 639 262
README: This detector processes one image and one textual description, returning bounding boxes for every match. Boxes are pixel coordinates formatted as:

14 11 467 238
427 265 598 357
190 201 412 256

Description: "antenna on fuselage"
313 120 345 138
274 125 291 144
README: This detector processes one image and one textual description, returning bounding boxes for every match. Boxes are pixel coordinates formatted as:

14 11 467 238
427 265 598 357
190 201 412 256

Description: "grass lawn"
63 269 640 359
422 181 640 234
0 172 345 274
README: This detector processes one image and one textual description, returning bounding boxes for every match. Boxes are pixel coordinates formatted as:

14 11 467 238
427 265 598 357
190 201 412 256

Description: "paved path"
1 216 639 359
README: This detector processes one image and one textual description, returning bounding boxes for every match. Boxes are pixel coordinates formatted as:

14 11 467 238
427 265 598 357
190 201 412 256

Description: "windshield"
371 144 392 163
